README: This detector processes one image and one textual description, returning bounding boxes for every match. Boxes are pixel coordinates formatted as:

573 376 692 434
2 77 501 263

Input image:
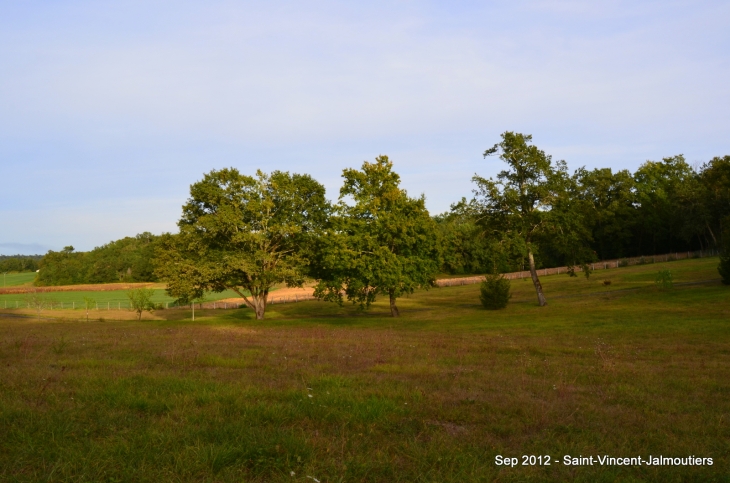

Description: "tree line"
0 255 41 273
33 233 161 286
438 134 730 276
19 131 730 316
154 135 730 318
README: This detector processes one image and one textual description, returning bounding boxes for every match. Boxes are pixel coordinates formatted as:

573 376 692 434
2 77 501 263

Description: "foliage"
35 234 160 286
655 268 674 290
473 132 591 306
0 255 40 273
719 223 730 285
23 291 54 318
719 254 730 285
573 167 636 260
312 156 440 317
479 274 511 309
436 150 728 272
82 296 96 322
434 199 508 275
126 288 155 321
633 156 702 256
155 168 329 320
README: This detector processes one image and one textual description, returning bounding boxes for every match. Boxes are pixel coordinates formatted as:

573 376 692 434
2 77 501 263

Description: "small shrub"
479 274 511 310
655 268 673 290
719 253 730 285
127 288 156 321
618 258 629 267
581 263 592 279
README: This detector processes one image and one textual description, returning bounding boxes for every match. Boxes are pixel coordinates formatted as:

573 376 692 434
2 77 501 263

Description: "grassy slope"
0 258 728 482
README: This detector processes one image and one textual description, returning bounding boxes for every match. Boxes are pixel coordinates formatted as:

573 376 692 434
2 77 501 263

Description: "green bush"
479 274 511 310
655 268 673 290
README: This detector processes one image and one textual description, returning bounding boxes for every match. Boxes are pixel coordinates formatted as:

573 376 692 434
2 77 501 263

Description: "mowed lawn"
0 258 728 482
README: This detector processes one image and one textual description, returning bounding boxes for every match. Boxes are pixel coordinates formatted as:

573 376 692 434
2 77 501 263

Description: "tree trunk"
252 294 267 320
527 249 548 306
706 222 718 247
389 289 400 317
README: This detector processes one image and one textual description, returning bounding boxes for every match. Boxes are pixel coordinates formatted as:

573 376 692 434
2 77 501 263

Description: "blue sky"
2 0 729 254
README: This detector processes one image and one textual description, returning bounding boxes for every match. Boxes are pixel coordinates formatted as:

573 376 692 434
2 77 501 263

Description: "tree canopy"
155 168 328 320
472 132 591 306
312 156 440 317
35 234 159 286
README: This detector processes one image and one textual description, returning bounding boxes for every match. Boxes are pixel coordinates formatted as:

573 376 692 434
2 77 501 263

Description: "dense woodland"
6 135 730 293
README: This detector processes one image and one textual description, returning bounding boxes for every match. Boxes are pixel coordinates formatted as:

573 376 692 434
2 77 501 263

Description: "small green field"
0 257 728 482
1 271 36 287
0 287 251 309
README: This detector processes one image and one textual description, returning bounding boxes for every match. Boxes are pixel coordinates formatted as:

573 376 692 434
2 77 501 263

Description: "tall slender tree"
473 132 585 307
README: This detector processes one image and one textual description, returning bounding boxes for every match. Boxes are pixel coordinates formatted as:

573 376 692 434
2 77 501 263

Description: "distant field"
1 271 36 287
0 287 254 310
0 257 727 482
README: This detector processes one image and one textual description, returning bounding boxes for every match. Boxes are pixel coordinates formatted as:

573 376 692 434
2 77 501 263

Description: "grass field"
0 257 728 482
1 271 36 287
0 287 253 310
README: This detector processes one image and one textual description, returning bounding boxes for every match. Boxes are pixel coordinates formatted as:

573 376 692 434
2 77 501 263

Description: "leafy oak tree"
155 168 328 320
312 156 440 317
474 132 587 307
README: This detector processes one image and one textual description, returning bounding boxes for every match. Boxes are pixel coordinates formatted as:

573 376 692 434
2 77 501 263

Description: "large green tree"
155 168 328 320
312 156 440 317
473 132 589 307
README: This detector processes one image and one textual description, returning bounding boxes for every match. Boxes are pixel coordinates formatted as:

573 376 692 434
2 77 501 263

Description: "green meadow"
0 257 728 482
0 288 253 309
1 271 36 287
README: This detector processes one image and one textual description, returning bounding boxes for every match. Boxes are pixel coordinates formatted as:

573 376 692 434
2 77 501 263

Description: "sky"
1 0 729 254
